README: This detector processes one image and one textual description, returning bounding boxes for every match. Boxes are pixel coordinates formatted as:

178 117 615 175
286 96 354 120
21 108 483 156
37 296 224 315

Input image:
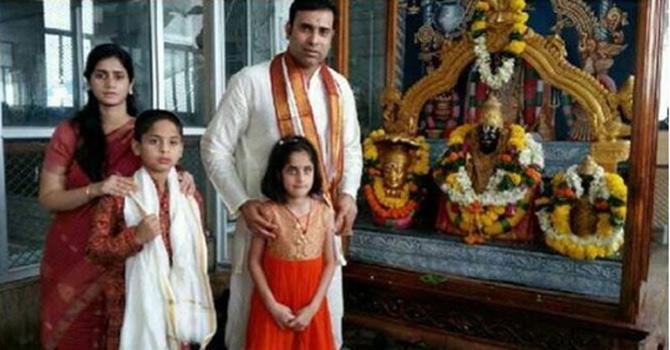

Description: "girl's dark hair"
72 43 138 181
261 136 323 203
133 109 184 141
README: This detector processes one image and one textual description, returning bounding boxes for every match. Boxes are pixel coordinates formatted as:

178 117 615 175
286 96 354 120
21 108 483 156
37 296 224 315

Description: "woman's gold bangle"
85 184 92 198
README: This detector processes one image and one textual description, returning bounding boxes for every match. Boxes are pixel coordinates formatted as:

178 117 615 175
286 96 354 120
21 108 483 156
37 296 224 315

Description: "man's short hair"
288 0 338 27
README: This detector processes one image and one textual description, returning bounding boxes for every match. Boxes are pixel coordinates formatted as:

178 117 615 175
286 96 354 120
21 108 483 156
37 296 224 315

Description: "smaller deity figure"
434 95 544 244
422 91 461 139
536 156 628 260
381 144 411 198
570 156 599 236
363 130 430 229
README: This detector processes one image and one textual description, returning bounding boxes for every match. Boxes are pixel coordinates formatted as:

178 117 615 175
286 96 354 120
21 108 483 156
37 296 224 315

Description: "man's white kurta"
201 60 362 350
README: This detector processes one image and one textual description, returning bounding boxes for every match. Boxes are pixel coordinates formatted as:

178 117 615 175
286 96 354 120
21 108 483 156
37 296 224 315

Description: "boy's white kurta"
120 167 216 349
200 60 362 350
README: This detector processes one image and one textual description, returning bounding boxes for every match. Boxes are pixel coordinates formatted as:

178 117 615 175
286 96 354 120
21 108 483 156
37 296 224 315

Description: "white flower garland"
440 134 544 207
474 36 516 90
518 134 545 168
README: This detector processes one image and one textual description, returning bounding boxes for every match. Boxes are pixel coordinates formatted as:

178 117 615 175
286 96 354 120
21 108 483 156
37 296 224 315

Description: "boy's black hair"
261 136 324 203
133 109 184 141
288 0 338 27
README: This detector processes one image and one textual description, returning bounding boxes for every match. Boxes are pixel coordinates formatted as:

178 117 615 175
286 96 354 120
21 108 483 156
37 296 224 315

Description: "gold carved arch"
394 29 626 143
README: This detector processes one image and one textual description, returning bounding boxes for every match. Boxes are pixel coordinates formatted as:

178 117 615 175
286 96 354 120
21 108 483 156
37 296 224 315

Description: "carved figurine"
536 155 627 260
422 91 461 139
363 130 430 229
434 96 544 244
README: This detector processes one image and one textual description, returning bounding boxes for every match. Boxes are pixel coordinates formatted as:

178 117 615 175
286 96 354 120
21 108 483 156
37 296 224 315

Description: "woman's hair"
261 136 323 203
133 109 184 141
71 43 138 181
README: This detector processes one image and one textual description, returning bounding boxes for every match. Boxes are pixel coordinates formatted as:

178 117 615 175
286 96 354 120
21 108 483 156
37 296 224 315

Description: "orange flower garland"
364 184 418 219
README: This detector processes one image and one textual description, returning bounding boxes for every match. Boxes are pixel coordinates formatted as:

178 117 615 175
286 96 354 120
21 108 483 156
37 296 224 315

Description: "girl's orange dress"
246 199 335 350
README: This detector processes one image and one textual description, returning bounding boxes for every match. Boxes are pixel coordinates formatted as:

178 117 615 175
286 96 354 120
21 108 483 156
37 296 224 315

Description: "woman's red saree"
40 120 140 349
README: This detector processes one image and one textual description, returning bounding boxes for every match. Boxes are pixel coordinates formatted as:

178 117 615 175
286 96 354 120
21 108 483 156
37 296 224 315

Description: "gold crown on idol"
480 95 504 129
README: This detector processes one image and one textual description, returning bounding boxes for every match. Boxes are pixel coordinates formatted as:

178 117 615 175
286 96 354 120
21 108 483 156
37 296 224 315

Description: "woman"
39 43 193 349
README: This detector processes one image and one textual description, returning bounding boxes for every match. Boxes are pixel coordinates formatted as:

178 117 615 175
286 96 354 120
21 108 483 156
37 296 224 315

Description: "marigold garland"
372 177 409 209
536 164 627 260
364 184 418 220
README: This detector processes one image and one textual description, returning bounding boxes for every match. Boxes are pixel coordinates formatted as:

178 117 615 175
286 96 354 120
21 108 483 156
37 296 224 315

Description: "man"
200 1 362 349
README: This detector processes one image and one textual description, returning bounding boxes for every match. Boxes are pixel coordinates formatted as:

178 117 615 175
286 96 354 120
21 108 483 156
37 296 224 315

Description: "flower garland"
434 123 543 238
363 129 431 176
364 184 418 220
471 0 529 90
372 177 409 209
363 129 430 223
536 164 627 260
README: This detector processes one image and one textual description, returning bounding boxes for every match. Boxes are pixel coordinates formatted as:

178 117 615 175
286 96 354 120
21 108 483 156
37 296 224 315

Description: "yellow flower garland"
538 168 627 260
372 177 410 209
446 196 529 236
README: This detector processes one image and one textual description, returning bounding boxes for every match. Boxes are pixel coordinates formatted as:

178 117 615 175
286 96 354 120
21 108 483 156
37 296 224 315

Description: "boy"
88 109 215 349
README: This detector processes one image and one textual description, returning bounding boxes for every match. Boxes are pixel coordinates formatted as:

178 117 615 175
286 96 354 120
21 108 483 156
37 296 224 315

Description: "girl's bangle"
85 184 92 198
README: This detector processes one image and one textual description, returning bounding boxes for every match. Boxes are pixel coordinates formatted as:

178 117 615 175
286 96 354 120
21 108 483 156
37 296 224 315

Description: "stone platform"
350 221 622 301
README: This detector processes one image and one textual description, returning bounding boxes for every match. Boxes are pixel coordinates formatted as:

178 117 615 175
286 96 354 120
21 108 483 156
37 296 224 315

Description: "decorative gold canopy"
381 15 631 170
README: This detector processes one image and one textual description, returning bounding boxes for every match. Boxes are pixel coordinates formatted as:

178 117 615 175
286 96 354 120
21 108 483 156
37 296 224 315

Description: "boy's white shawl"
120 167 216 349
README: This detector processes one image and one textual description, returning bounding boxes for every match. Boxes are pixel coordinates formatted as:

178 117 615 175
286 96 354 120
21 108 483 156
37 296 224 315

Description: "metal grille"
181 136 208 195
180 136 219 268
4 140 50 268
654 166 668 240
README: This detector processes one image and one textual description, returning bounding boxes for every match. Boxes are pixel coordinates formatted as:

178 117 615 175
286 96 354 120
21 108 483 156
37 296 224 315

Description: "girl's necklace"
283 200 312 235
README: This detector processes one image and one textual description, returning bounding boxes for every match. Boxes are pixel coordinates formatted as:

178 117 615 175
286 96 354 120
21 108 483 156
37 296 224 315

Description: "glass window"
348 0 388 136
225 0 248 81
0 0 151 126
163 0 207 126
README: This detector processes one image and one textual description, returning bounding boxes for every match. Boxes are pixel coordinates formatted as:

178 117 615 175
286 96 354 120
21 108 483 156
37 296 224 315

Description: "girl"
246 136 336 350
87 109 215 349
39 44 194 349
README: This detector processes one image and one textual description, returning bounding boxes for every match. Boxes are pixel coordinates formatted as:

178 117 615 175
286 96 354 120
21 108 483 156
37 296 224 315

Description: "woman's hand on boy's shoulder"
177 170 196 195
95 174 136 198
